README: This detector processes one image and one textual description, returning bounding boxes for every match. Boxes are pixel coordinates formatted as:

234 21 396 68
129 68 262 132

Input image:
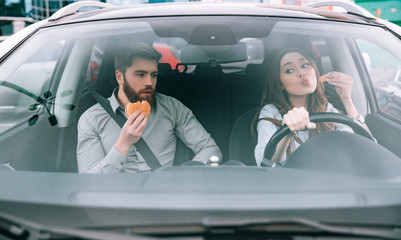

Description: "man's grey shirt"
77 92 222 173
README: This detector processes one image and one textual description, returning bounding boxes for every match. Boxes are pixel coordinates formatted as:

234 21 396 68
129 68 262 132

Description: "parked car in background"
153 43 181 70
0 1 401 239
373 66 401 119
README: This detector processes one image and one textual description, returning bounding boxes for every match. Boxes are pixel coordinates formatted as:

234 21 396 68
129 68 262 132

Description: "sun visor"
180 42 248 64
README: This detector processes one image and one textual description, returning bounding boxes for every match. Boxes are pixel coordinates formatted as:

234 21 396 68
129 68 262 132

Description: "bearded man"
77 43 221 173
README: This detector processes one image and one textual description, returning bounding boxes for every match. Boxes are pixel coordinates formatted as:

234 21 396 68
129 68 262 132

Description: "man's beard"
123 79 156 106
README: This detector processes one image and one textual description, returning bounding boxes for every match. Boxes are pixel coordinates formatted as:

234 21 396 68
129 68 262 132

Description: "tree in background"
0 0 26 17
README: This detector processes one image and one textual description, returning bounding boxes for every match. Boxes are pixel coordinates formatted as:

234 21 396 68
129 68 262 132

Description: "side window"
86 41 106 84
357 39 401 120
0 40 65 134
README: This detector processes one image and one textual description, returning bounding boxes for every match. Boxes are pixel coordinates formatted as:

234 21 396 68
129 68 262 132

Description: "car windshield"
1 7 401 233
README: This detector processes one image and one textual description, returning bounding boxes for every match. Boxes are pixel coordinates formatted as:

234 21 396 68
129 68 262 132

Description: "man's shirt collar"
108 88 124 115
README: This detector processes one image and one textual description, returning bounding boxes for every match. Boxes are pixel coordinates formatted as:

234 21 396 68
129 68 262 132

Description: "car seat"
229 108 258 166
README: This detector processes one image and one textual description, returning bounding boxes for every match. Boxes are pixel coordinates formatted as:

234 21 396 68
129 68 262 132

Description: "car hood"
1 166 401 228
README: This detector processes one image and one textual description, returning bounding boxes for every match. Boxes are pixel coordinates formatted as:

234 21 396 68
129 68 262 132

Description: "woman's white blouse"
254 103 353 166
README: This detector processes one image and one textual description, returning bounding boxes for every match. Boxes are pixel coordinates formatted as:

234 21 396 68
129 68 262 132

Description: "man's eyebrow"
133 69 148 73
132 70 158 74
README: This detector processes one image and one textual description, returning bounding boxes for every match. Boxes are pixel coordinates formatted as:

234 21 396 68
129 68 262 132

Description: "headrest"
158 63 172 73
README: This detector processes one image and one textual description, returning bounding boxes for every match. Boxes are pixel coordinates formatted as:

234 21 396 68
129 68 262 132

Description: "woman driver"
253 47 368 166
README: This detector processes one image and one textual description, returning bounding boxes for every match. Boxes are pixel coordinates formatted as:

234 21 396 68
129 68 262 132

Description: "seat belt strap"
87 85 162 170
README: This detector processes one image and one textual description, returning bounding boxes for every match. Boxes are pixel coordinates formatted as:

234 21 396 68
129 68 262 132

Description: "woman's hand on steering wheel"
282 107 316 133
263 112 375 163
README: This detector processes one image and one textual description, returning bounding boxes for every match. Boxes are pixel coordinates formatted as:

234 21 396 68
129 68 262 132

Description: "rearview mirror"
180 42 247 64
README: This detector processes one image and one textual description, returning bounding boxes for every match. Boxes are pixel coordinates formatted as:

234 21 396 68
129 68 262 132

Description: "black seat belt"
86 85 162 170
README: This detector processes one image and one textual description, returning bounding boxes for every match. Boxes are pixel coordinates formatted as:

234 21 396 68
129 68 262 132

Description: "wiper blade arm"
0 212 158 240
0 81 44 103
202 217 401 240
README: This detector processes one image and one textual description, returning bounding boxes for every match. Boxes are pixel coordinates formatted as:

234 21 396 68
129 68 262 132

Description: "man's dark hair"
114 43 161 74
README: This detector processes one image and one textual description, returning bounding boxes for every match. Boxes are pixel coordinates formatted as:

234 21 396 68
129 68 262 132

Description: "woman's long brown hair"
252 47 334 155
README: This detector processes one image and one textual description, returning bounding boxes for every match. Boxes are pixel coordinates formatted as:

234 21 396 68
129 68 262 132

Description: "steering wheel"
263 112 375 161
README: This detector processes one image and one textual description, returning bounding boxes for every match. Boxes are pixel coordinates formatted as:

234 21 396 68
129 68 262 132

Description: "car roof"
46 2 376 26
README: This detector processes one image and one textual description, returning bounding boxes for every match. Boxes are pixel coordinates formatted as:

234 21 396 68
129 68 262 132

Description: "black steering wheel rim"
263 112 374 161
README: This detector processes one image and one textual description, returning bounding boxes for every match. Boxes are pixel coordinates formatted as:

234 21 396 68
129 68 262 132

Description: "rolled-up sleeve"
327 103 353 133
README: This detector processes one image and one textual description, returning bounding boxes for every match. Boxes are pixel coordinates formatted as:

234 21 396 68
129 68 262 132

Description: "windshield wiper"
202 217 401 240
2 209 400 240
0 212 158 240
0 80 75 127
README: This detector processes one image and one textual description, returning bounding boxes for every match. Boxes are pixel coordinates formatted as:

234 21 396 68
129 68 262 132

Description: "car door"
355 38 401 158
307 31 401 159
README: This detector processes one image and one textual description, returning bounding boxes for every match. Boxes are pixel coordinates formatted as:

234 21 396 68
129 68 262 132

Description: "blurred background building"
0 0 400 38
355 0 400 26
